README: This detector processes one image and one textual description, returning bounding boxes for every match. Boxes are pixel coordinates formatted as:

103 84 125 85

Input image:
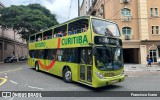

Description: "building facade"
80 0 90 16
0 2 28 62
81 0 160 64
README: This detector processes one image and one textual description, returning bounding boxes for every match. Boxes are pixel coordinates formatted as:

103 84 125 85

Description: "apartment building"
81 0 160 64
0 2 28 62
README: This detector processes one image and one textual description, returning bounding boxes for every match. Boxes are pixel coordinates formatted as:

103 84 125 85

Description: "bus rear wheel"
35 62 39 71
63 68 72 83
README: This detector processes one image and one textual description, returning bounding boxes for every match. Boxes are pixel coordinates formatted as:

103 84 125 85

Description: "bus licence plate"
111 80 117 83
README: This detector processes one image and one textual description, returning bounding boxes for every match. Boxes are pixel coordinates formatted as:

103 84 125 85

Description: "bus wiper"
81 58 85 64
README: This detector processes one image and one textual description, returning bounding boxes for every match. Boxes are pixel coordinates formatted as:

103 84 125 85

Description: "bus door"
38 50 46 71
79 48 92 83
45 49 56 72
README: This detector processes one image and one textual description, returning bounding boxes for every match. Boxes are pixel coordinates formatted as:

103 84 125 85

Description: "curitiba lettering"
35 42 46 48
61 35 88 45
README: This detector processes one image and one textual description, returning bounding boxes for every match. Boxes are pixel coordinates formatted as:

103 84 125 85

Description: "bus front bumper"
93 75 125 88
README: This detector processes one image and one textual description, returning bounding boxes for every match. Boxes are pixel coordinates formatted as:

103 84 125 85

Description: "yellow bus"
28 16 125 88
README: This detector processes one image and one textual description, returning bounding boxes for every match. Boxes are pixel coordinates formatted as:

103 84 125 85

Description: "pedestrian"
147 58 152 67
146 55 149 66
158 57 160 64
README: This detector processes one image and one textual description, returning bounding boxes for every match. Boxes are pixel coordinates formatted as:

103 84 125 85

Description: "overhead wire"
68 0 72 20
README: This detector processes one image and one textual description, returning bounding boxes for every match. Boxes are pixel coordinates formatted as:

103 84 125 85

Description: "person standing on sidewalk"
158 57 160 66
146 55 149 66
147 58 152 67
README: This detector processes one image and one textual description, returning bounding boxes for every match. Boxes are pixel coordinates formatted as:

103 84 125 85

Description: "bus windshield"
92 19 120 37
95 47 123 70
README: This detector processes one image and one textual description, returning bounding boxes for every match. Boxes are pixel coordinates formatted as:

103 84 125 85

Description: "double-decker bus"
28 16 125 88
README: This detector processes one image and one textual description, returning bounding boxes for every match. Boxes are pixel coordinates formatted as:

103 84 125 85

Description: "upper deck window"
43 29 53 40
92 19 120 37
30 35 35 43
54 24 67 38
36 33 42 42
68 19 89 35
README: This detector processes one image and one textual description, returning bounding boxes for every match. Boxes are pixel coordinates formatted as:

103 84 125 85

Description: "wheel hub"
65 71 71 80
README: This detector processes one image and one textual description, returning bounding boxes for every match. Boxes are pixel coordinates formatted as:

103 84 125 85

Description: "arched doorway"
149 45 158 63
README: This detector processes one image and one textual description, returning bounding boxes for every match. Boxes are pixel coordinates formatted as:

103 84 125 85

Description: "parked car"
19 56 28 61
4 56 18 63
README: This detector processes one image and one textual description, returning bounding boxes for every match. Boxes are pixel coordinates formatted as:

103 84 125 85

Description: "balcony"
121 16 132 22
123 0 130 3
124 35 133 40
92 0 97 7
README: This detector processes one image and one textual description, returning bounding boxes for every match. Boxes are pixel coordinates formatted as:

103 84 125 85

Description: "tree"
0 4 59 40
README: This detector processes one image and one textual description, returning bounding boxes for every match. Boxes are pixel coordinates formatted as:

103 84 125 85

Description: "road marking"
0 68 23 74
5 76 8 79
28 86 44 90
0 78 7 86
9 97 14 100
10 80 18 85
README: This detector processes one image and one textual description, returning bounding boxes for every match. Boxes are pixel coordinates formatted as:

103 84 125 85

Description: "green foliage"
0 4 59 40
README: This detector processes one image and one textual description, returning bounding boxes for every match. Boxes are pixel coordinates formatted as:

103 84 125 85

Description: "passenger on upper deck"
63 31 67 36
37 36 42 41
83 25 88 32
58 31 63 37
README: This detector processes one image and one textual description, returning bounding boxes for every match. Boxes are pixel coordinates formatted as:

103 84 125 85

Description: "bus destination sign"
94 36 122 46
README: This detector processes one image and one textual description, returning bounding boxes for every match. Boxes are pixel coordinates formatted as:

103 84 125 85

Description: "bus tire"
63 67 72 83
35 62 39 71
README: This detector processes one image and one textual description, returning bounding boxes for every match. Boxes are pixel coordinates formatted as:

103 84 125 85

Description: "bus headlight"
95 72 104 79
121 70 124 76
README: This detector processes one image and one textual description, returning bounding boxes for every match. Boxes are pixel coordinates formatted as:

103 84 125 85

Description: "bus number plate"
111 80 117 83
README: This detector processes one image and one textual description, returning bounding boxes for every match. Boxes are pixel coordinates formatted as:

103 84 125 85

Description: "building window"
150 8 159 16
150 8 153 16
150 50 157 62
121 8 131 16
155 8 158 16
122 27 132 35
0 43 2 50
151 26 154 34
151 26 159 35
158 47 160 57
156 26 159 34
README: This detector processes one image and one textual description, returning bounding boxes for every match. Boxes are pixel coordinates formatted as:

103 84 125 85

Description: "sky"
1 0 83 23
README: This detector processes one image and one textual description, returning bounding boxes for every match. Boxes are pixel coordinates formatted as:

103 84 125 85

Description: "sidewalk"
124 64 160 72
124 64 160 77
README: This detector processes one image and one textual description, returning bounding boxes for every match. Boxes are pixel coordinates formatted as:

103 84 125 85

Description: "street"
0 62 160 100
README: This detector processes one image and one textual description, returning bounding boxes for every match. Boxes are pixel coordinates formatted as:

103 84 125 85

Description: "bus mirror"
92 47 97 56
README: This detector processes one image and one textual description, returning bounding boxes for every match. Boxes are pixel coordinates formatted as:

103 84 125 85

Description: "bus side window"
80 48 92 64
29 50 34 58
80 49 86 64
43 29 53 40
68 19 89 35
46 49 56 60
36 33 42 42
30 35 35 43
54 25 67 38
57 49 63 61
86 49 92 64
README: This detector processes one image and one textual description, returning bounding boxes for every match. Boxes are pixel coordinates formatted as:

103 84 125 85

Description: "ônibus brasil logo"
35 42 46 48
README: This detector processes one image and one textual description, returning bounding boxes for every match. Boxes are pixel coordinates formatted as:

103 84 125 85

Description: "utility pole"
78 0 80 16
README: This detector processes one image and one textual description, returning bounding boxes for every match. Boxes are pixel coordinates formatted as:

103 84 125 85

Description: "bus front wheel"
35 62 39 71
63 67 72 83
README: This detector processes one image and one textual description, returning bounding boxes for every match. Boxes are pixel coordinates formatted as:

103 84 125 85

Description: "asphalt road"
0 62 160 100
